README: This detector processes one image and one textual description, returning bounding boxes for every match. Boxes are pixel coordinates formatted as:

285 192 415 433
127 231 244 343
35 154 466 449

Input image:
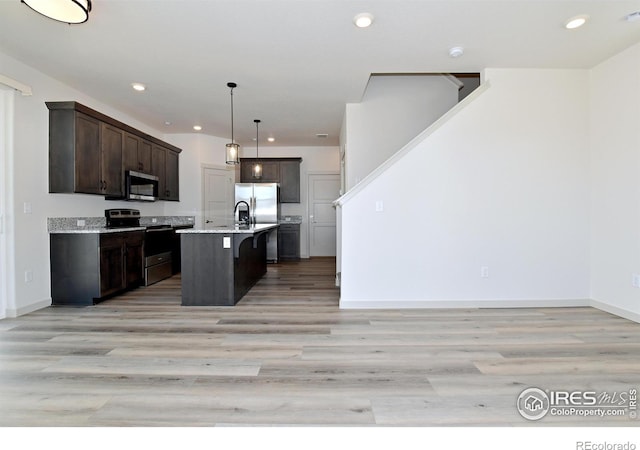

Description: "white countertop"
177 223 279 234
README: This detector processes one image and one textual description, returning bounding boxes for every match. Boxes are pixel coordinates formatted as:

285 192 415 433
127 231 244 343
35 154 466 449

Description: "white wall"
589 42 640 322
340 69 591 308
238 146 340 258
344 75 459 190
162 133 230 227
0 87 14 319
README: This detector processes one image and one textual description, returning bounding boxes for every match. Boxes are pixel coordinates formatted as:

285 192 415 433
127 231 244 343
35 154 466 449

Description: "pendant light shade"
226 142 239 165
22 0 91 24
225 82 240 165
252 119 262 179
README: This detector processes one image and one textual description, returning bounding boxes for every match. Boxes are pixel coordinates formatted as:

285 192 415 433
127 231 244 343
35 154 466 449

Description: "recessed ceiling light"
193 125 202 131
353 13 374 28
164 121 171 126
131 82 146 92
267 137 275 142
449 46 464 58
565 14 589 29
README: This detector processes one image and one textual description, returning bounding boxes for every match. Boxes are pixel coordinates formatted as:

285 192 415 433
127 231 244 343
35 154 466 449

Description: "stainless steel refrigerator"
235 183 280 262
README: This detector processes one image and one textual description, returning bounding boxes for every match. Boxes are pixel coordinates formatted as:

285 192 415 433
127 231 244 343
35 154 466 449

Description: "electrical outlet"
481 266 489 278
23 202 32 214
375 200 384 212
24 270 33 283
76 219 85 227
152 218 157 223
223 236 231 249
633 273 640 288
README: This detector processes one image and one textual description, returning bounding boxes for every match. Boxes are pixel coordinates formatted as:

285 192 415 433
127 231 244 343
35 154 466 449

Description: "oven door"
144 226 173 286
145 226 173 256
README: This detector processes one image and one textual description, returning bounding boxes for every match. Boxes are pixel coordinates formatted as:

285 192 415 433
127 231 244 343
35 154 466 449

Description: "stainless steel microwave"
125 170 158 201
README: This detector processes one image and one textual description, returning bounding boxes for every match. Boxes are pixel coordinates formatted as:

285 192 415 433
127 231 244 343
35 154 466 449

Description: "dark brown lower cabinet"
50 231 144 306
278 224 300 260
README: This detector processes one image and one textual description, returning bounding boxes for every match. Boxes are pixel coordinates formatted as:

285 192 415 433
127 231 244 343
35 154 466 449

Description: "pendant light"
225 82 240 165
252 119 262 179
22 0 92 24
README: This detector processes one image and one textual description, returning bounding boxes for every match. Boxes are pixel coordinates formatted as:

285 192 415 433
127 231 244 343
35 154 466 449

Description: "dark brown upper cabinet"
46 101 181 201
151 144 180 201
100 123 124 197
240 157 302 203
123 132 152 174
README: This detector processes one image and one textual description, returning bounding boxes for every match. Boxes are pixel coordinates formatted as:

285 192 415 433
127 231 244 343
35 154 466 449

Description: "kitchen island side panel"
180 234 234 306
50 233 101 306
234 232 267 303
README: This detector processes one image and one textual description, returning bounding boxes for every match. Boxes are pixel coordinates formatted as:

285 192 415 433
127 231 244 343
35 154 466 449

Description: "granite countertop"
278 215 302 224
177 223 279 234
48 215 195 234
49 226 146 234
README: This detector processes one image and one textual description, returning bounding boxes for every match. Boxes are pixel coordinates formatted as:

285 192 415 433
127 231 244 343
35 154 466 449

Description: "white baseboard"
5 298 51 318
339 298 640 324
590 299 640 324
339 298 590 309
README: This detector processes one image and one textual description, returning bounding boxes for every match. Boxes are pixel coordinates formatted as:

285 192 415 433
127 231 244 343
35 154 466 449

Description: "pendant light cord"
230 85 235 144
255 119 260 159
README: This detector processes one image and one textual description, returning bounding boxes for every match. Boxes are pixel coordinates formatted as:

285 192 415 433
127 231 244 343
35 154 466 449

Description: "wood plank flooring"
1 257 640 426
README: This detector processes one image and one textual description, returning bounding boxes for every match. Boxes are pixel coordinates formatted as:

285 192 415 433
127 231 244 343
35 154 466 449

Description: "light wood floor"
1 257 639 426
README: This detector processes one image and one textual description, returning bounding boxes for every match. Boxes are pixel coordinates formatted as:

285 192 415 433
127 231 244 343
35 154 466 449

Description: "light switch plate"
223 236 231 248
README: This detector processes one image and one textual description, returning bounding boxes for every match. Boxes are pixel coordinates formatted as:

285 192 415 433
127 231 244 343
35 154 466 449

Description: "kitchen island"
177 223 278 306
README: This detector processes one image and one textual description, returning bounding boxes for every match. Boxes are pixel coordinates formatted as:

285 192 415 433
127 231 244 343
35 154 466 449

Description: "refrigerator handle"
251 196 256 224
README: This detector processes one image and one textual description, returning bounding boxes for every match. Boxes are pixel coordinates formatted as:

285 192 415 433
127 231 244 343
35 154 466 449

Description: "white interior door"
308 173 340 257
202 166 234 228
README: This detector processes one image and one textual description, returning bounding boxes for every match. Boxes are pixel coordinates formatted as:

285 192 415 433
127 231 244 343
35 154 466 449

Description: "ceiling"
1 1 640 147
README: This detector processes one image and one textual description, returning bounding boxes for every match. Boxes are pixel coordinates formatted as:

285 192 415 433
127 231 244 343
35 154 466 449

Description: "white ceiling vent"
316 133 329 138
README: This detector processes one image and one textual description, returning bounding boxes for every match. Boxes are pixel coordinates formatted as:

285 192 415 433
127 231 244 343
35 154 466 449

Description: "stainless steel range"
105 208 173 286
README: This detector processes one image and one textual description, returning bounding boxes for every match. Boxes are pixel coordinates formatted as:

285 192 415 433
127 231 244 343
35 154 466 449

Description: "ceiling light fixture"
225 82 240 165
193 125 202 131
131 82 146 92
565 14 589 29
449 46 464 58
252 120 262 179
267 137 275 143
21 0 92 24
354 13 374 28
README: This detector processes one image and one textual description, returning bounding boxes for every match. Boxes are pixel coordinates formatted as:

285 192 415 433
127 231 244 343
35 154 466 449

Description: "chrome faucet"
234 201 250 225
